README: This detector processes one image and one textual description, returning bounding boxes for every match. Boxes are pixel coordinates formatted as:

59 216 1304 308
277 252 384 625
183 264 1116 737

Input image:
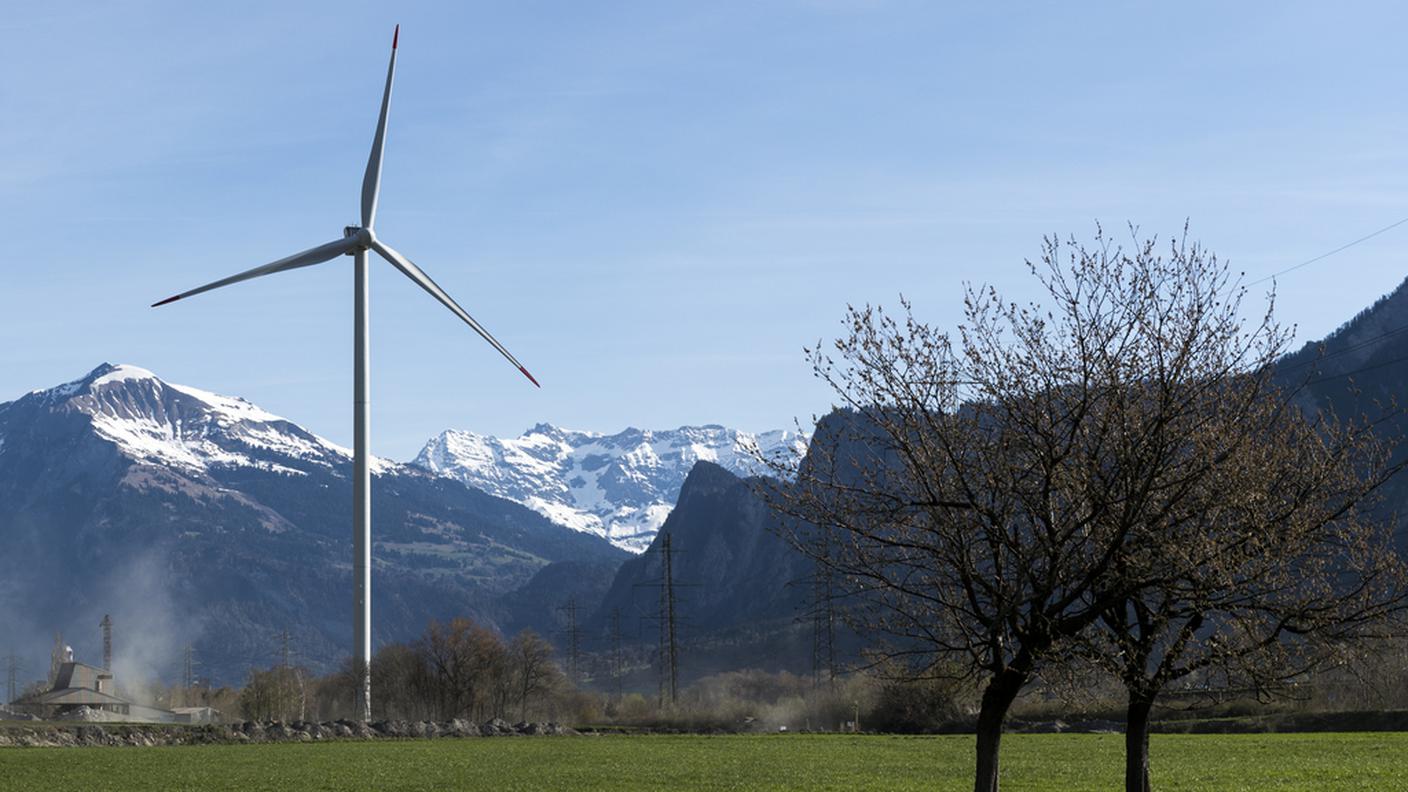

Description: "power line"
1247 216 1408 287
1303 349 1408 387
1280 323 1408 375
1268 320 1408 383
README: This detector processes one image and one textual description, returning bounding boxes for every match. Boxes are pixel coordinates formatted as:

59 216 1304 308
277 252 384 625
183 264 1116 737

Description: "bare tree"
370 643 435 721
1084 375 1405 792
772 226 1404 792
238 665 304 721
421 618 510 721
309 621 572 722
510 630 562 720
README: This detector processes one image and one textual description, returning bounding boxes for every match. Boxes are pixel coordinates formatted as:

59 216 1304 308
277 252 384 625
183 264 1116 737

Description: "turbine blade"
361 25 398 228
151 237 357 307
371 239 540 387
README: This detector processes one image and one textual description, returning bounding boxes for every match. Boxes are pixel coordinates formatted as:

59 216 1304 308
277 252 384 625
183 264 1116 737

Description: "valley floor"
2 732 1405 791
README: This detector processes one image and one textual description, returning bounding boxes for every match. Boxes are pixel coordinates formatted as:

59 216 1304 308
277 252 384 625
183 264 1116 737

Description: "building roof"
26 686 131 708
15 661 129 709
52 662 109 692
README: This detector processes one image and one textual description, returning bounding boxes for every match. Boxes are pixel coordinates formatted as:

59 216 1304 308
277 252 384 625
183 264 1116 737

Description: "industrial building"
10 619 220 724
20 658 135 720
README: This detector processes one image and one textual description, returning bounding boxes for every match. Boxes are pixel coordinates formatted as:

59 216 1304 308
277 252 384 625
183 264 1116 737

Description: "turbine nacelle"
343 226 376 254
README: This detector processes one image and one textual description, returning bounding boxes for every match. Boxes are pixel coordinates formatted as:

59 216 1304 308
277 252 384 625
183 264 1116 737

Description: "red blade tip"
519 366 540 388
392 25 399 49
151 295 182 307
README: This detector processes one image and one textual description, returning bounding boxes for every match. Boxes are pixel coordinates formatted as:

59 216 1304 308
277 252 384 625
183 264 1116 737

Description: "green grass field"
2 733 1405 791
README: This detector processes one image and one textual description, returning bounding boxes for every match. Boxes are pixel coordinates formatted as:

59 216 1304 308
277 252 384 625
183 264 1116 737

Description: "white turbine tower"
152 26 539 721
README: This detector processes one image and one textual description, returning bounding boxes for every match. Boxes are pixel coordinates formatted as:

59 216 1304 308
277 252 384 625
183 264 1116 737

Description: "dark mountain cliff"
579 462 820 683
592 462 810 634
1277 276 1408 541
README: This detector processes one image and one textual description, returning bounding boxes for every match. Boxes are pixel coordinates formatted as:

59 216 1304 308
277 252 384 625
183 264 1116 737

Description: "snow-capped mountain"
0 363 624 684
412 424 808 551
25 363 394 478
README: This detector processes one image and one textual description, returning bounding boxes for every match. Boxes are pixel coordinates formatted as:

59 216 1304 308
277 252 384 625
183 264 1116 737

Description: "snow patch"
90 364 159 388
32 363 400 477
412 423 807 552
167 382 283 424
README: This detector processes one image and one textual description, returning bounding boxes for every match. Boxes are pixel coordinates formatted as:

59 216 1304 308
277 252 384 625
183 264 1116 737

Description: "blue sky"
6 1 1408 459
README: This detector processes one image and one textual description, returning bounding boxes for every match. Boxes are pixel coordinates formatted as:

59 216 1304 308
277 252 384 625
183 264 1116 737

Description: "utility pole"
634 532 690 708
4 654 19 705
810 610 836 691
609 607 624 701
270 629 307 721
557 599 582 686
657 594 666 709
100 615 113 672
662 533 679 706
810 532 837 691
48 633 64 687
279 629 293 721
182 645 195 706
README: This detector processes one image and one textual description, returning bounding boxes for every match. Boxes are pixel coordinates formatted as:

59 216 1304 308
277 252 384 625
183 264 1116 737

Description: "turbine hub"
342 226 376 254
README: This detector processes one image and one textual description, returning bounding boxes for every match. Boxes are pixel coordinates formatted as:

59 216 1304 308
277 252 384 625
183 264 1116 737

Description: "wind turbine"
152 25 539 721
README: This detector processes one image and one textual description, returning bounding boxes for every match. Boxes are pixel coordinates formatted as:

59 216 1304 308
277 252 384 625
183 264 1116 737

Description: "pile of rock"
1006 719 1122 734
227 718 579 743
358 719 576 739
0 719 579 748
0 725 195 748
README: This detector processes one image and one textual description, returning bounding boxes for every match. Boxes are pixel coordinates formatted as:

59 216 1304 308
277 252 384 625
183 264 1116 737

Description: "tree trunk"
1124 690 1155 792
973 668 1026 792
